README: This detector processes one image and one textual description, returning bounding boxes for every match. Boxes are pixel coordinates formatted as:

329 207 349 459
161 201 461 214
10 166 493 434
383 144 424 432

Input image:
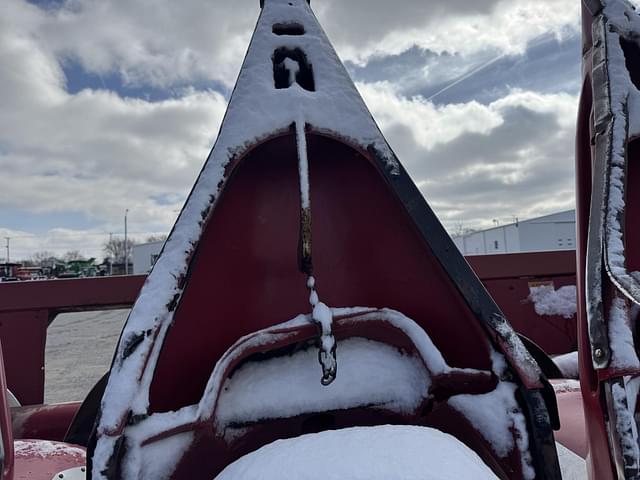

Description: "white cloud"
357 82 504 150
0 2 227 251
318 0 579 65
32 0 258 88
0 0 583 258
2 0 580 89
358 82 578 230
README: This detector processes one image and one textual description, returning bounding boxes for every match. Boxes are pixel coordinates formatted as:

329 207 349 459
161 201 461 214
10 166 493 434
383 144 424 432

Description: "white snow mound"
216 337 429 426
214 425 499 479
528 285 577 318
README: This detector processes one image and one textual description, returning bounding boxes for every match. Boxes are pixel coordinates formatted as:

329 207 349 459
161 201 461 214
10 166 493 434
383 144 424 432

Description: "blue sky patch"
61 57 231 102
0 208 99 234
347 32 581 105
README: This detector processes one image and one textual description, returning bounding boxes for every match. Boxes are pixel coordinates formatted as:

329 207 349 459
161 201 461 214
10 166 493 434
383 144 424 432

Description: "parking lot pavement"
45 309 129 404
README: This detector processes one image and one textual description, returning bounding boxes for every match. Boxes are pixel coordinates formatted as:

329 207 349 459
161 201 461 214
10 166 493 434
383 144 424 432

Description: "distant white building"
132 240 165 274
453 210 576 255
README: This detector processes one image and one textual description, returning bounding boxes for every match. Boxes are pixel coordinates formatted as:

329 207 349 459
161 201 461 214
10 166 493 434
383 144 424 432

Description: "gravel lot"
44 309 129 404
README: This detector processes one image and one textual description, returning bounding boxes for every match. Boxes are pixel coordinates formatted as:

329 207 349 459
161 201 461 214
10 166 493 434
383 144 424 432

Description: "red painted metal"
468 251 577 355
0 275 145 313
149 134 494 413
79 130 561 480
0 276 144 405
13 439 85 480
0 336 86 479
11 403 81 443
576 2 620 478
553 387 587 458
145 310 523 480
0 341 15 480
466 250 576 281
0 253 576 410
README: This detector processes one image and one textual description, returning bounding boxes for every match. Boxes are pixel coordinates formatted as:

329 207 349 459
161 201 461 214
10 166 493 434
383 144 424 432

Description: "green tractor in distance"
57 258 98 279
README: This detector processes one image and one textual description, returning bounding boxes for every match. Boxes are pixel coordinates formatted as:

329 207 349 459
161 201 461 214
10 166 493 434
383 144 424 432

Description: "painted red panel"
11 403 81 442
0 311 47 406
13 439 85 480
150 133 492 412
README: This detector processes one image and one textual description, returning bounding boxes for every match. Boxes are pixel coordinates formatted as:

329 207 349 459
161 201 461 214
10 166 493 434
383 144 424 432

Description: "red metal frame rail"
468 250 577 355
0 251 576 406
0 275 145 405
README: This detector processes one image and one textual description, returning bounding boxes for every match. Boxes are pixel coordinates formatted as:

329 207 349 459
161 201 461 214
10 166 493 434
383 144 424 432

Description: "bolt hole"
273 22 305 35
273 47 315 91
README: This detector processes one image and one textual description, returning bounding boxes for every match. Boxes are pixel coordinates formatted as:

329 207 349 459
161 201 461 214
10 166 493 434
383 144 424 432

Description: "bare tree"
63 250 85 262
451 221 477 238
31 251 57 266
146 234 168 243
103 237 137 264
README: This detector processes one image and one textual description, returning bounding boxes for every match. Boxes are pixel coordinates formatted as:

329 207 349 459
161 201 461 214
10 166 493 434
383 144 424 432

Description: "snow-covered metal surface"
96 0 401 442
214 425 500 480
449 351 535 480
608 296 640 369
588 0 640 370
600 0 640 305
92 307 533 479
215 337 430 426
90 0 557 477
607 380 640 475
14 440 85 460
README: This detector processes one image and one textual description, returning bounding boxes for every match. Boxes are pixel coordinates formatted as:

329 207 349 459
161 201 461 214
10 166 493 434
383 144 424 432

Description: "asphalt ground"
44 309 130 404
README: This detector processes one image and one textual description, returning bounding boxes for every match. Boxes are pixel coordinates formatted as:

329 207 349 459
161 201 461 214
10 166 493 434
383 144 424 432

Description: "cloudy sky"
0 0 585 261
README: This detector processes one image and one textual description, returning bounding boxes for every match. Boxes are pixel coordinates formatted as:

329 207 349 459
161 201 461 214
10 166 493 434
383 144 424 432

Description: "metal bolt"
595 348 604 359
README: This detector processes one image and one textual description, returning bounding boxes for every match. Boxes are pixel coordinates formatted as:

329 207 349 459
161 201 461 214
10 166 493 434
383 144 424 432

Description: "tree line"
17 234 167 267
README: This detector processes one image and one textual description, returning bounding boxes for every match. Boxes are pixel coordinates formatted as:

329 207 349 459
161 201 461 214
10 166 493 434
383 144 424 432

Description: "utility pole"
4 237 9 263
109 232 113 275
124 210 129 275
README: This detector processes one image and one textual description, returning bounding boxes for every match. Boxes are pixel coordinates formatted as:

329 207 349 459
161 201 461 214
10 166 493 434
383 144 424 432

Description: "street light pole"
124 209 129 275
4 237 9 263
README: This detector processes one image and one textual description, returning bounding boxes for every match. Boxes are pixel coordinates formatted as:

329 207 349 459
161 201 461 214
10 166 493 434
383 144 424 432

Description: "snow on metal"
96 0 401 445
93 307 532 480
14 440 85 460
214 425 500 480
600 0 640 305
586 0 640 372
448 351 535 479
215 337 430 426
528 284 577 319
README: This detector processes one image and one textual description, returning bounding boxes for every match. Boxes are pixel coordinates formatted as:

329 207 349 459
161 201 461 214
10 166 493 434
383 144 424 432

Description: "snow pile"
214 425 499 480
216 337 429 426
528 285 577 318
553 351 579 379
